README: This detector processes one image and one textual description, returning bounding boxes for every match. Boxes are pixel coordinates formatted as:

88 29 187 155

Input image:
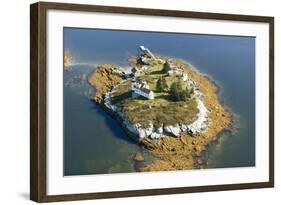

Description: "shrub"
170 81 191 101
156 76 169 92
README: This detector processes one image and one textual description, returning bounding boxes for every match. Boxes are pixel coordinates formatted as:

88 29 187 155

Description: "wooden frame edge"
39 182 273 203
269 17 274 188
30 1 274 202
30 2 39 202
30 2 48 202
37 1 274 22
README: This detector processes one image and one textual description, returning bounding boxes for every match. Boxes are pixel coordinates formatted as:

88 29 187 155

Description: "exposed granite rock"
180 124 188 132
164 125 181 136
150 132 162 139
156 126 163 134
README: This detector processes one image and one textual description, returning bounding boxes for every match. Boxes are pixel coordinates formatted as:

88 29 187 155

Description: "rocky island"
64 50 73 70
88 46 231 171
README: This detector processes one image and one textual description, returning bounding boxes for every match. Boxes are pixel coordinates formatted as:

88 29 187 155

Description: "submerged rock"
133 152 145 161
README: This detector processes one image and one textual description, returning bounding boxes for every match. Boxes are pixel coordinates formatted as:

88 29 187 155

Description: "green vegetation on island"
108 61 199 128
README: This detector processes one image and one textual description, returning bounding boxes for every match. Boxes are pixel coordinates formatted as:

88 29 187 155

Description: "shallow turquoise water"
64 28 255 175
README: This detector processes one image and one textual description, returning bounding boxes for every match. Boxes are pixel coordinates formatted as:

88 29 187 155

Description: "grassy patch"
110 80 132 104
165 76 182 87
110 91 132 104
110 80 131 97
144 64 165 75
117 98 198 128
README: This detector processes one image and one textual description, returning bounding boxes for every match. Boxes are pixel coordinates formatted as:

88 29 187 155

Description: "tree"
170 81 191 101
156 77 169 92
163 61 170 73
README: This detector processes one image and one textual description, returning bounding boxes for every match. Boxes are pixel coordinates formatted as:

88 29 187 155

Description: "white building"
131 81 154 100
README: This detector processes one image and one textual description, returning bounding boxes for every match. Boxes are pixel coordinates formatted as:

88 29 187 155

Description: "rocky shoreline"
88 59 231 171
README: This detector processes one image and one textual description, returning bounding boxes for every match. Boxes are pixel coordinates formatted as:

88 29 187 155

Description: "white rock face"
186 99 208 135
104 93 116 111
138 129 146 139
164 125 181 137
182 73 188 81
144 123 154 136
150 132 161 139
125 122 155 139
124 120 138 135
180 124 188 132
156 126 163 134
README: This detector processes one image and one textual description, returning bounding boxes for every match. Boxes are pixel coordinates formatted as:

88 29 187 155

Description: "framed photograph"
30 1 274 202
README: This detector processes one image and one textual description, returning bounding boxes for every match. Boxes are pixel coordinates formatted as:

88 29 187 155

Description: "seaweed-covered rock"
88 64 123 103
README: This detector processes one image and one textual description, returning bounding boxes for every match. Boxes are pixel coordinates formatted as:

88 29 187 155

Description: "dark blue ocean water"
63 28 255 176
